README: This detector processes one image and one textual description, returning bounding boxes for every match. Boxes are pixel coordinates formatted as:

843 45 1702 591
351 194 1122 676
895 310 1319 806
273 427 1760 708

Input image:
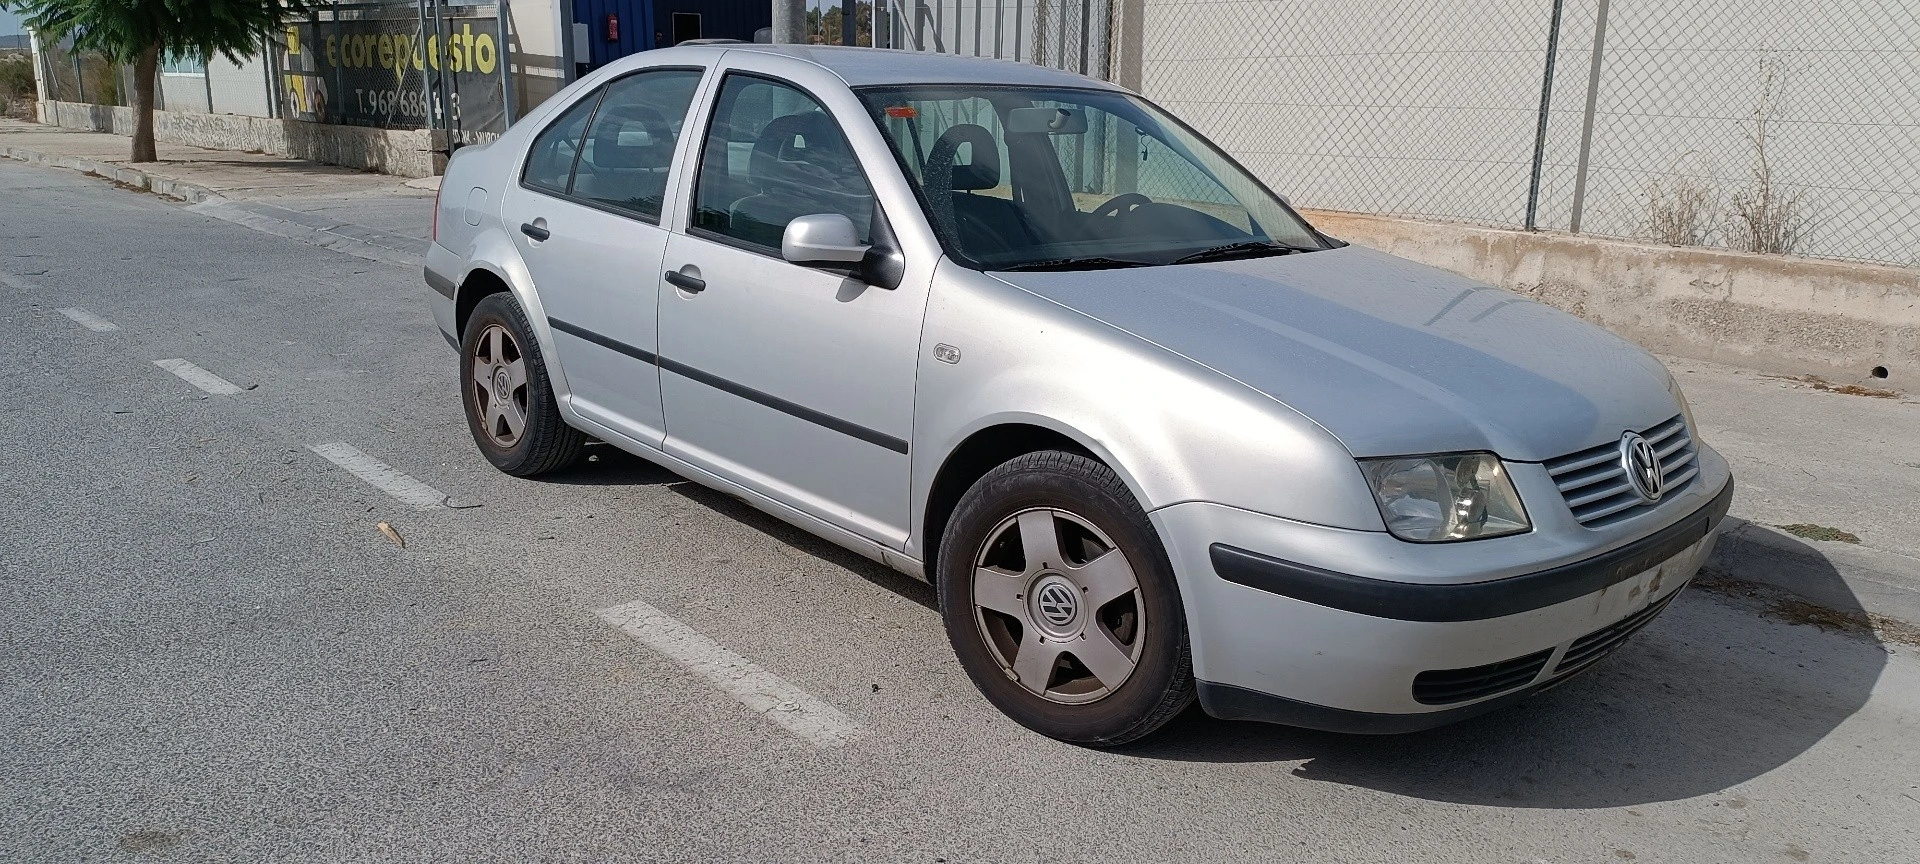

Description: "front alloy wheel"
939 450 1195 746
972 508 1147 703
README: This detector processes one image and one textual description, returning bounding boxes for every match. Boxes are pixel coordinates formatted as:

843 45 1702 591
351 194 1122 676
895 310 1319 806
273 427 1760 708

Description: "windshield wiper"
996 256 1154 272
1169 240 1316 265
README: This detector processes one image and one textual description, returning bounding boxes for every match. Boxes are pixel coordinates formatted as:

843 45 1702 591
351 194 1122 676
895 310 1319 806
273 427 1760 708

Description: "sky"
0 9 24 37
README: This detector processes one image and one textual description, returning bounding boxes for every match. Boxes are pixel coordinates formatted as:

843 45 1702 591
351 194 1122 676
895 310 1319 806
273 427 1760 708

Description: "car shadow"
529 443 683 487
1121 518 1889 808
664 474 939 612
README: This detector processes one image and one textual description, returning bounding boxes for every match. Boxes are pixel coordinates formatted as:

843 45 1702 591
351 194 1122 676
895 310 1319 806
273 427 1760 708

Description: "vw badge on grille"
1619 431 1665 503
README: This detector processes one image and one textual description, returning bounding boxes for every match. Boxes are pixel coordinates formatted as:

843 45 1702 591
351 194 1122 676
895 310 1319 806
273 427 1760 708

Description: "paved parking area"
3 159 1917 863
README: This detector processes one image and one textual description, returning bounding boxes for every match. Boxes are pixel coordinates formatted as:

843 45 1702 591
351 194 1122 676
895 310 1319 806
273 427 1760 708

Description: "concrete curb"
1706 518 1920 630
0 144 220 203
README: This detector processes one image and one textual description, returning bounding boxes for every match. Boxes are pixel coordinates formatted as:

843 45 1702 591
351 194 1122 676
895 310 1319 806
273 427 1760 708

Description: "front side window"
691 74 874 251
572 69 704 221
859 85 1326 271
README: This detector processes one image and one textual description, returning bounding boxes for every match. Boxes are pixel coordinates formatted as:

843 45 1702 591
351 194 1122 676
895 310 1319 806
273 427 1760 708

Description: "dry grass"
0 51 37 121
1776 523 1862 544
1695 574 1920 647
1643 168 1719 247
1729 55 1810 255
1764 373 1901 399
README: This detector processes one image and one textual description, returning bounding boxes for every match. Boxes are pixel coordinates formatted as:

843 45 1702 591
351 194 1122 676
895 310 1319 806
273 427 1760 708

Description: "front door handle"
664 270 706 293
519 222 550 241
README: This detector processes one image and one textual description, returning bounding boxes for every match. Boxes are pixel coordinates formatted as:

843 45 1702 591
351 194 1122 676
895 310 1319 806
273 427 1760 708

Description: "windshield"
857 85 1327 271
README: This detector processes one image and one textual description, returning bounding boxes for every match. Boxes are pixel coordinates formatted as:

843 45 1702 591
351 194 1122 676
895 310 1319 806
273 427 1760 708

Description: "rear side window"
571 69 704 221
522 91 602 195
691 74 873 251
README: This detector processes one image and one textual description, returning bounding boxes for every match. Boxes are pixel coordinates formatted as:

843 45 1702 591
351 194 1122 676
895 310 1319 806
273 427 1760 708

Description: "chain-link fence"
907 0 1917 266
32 37 134 108
884 0 1117 78
1136 0 1919 265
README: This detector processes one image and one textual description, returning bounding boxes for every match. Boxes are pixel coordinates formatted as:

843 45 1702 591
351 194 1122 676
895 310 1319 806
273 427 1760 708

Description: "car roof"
630 44 1125 91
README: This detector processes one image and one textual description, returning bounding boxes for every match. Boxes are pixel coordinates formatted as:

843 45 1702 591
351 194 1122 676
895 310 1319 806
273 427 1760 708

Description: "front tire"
460 293 584 476
937 451 1195 746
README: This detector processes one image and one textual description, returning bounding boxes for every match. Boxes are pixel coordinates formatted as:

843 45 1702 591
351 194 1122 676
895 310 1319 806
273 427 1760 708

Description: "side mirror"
782 214 871 267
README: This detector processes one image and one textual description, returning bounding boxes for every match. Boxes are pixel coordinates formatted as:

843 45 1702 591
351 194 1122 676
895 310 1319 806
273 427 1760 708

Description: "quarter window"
572 69 704 221
691 75 874 250
522 91 601 196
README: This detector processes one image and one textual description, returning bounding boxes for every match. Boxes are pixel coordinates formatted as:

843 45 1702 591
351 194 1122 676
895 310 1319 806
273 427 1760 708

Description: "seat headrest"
927 123 1000 191
590 103 670 169
748 112 853 190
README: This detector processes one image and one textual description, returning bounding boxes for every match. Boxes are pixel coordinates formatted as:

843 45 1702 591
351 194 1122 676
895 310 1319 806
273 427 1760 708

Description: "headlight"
1359 453 1531 542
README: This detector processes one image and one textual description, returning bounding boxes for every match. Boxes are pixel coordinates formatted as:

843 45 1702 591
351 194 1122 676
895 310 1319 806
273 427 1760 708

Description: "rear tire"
937 450 1195 746
460 292 584 477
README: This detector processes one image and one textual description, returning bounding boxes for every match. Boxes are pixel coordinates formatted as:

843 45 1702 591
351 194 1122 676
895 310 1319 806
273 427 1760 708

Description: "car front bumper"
1149 449 1733 734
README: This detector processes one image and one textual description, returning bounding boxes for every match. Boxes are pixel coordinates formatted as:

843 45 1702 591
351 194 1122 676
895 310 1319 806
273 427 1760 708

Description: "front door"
656 71 924 548
501 66 705 447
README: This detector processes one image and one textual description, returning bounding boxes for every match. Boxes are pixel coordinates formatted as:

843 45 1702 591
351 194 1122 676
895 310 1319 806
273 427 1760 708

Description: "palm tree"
0 1 315 162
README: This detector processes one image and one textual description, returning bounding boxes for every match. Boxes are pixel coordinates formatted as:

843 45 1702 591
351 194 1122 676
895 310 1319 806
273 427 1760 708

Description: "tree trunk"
129 42 161 163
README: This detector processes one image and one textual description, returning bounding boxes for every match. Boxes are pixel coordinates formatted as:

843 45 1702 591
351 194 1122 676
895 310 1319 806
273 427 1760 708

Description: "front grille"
1544 414 1699 528
1412 648 1555 705
1553 589 1682 676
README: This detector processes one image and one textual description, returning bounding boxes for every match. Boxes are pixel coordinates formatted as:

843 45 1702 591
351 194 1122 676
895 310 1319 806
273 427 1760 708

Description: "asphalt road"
3 160 1917 864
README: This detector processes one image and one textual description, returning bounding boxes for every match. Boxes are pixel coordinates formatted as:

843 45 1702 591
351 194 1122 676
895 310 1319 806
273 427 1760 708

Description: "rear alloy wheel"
460 292 584 476
938 451 1194 746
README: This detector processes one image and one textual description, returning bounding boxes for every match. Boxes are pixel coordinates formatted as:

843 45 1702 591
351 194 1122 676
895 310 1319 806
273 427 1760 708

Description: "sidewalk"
0 119 434 266
5 117 1917 636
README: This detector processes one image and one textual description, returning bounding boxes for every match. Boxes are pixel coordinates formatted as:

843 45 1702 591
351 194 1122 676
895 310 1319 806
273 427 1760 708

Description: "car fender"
908 262 1387 565
455 227 578 411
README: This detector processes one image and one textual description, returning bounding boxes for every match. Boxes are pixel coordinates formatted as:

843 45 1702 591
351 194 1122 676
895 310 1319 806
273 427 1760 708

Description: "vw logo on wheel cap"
1034 582 1079 627
1619 431 1665 503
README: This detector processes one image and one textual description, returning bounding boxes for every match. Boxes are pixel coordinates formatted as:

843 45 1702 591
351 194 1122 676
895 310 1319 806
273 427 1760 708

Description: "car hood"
990 245 1678 461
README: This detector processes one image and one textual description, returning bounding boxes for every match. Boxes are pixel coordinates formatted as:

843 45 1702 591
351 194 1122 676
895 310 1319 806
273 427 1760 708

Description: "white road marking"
0 271 39 291
153 358 244 395
307 442 449 509
56 307 120 332
595 599 862 748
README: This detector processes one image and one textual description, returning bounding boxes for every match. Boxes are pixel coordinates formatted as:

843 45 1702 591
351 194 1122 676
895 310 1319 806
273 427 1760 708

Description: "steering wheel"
1090 192 1153 220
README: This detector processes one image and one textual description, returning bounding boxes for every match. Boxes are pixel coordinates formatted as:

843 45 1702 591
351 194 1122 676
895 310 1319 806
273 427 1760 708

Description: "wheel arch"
454 265 513 340
920 420 1126 586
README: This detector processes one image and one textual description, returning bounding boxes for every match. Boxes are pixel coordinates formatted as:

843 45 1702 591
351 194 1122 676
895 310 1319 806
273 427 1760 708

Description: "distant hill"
0 35 30 51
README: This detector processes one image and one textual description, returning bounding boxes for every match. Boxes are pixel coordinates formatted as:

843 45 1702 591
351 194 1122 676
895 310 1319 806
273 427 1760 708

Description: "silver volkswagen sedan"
423 44 1733 745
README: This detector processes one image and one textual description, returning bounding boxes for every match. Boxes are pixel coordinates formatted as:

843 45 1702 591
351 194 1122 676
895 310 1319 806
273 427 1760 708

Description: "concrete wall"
39 99 439 177
1307 209 1920 390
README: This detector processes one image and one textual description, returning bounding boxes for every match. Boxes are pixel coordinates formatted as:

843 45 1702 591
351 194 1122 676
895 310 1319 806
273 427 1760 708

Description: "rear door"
654 60 929 549
500 65 707 447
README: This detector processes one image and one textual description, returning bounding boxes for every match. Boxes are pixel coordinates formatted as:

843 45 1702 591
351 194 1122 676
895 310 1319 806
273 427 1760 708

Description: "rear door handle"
519 222 550 241
664 270 706 293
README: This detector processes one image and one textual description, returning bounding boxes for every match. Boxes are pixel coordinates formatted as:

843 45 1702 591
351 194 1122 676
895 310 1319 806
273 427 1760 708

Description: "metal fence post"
1077 0 1089 75
429 0 454 139
498 0 516 126
1568 0 1612 234
1524 0 1567 231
